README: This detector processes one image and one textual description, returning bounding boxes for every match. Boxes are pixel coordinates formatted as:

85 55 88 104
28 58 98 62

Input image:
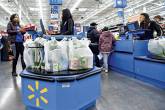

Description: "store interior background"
0 0 165 31
0 0 165 110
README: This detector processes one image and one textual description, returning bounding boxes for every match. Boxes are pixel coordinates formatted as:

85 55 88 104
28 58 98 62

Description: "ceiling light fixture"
0 4 12 15
125 0 154 12
80 0 154 24
11 0 31 24
79 2 113 24
38 0 44 20
70 0 83 13
78 8 87 12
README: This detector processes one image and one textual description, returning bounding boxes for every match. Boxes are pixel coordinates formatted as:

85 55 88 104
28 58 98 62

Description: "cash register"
127 21 152 40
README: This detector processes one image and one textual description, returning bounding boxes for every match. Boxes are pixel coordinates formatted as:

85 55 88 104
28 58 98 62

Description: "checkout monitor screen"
127 21 140 31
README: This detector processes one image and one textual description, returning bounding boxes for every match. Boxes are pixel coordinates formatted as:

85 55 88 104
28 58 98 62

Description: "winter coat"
60 18 74 35
7 22 25 43
87 26 100 43
87 26 100 54
99 31 115 53
7 22 18 43
140 20 162 39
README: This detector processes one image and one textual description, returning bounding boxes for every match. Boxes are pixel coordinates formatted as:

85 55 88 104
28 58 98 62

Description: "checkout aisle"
0 0 165 110
0 61 165 110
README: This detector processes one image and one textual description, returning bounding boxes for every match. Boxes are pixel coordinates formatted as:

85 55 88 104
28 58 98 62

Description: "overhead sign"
51 5 59 14
49 0 62 5
51 5 59 19
118 11 124 17
114 0 127 8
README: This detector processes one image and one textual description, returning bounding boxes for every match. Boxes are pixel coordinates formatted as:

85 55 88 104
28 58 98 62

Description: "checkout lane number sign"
27 81 49 107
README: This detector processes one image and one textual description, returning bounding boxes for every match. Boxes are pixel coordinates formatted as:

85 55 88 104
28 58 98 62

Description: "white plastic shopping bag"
44 39 69 72
24 40 37 68
148 38 165 58
69 38 93 70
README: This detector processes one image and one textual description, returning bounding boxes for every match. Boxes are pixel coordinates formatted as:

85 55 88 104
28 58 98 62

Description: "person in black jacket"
7 14 26 76
154 15 165 36
139 13 162 39
60 9 74 35
87 22 101 67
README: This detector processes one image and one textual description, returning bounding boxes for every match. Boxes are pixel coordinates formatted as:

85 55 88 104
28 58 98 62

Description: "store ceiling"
0 0 165 30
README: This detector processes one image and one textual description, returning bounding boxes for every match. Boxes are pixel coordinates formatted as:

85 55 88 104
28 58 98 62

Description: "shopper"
154 15 164 24
139 13 162 39
60 9 74 35
99 27 115 73
7 14 26 76
87 22 101 67
1 35 10 61
154 15 165 35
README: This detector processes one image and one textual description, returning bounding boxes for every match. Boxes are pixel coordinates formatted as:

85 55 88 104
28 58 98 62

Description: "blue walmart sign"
49 0 62 5
114 0 127 8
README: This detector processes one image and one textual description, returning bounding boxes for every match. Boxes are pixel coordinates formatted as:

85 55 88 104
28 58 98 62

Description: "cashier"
139 13 162 39
60 9 74 35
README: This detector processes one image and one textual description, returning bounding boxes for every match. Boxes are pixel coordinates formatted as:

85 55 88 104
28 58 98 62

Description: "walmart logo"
28 81 48 107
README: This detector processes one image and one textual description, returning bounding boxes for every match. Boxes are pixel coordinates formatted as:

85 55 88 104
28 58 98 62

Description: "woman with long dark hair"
7 14 26 76
139 13 162 39
60 9 74 35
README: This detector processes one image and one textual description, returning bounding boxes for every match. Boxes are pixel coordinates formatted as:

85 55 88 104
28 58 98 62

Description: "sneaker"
105 69 108 73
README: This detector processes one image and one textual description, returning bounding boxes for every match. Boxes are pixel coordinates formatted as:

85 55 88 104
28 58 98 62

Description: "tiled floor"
0 61 165 110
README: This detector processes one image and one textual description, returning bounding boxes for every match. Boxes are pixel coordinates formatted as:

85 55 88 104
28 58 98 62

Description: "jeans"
12 42 26 73
102 53 109 70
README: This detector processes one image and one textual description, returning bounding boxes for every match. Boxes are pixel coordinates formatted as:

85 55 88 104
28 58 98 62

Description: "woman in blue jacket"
7 14 26 76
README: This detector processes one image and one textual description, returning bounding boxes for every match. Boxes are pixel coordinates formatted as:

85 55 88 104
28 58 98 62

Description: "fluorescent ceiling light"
125 0 154 12
80 2 113 24
38 0 44 20
78 8 87 12
87 0 155 26
0 4 12 15
71 0 83 13
29 7 39 11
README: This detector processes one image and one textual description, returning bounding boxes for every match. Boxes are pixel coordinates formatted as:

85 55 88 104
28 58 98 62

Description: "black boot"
12 60 17 77
21 57 26 70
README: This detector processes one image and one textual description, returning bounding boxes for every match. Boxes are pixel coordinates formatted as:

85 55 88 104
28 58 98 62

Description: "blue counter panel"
134 40 150 56
109 40 165 88
78 74 101 109
109 52 134 73
135 59 165 88
114 40 133 53
21 68 101 110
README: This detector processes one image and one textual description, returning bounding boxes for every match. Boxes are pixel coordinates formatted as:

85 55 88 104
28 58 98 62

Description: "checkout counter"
20 67 101 110
20 35 101 110
109 23 165 89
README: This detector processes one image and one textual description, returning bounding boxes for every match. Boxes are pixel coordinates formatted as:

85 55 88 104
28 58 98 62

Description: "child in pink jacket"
99 27 115 73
